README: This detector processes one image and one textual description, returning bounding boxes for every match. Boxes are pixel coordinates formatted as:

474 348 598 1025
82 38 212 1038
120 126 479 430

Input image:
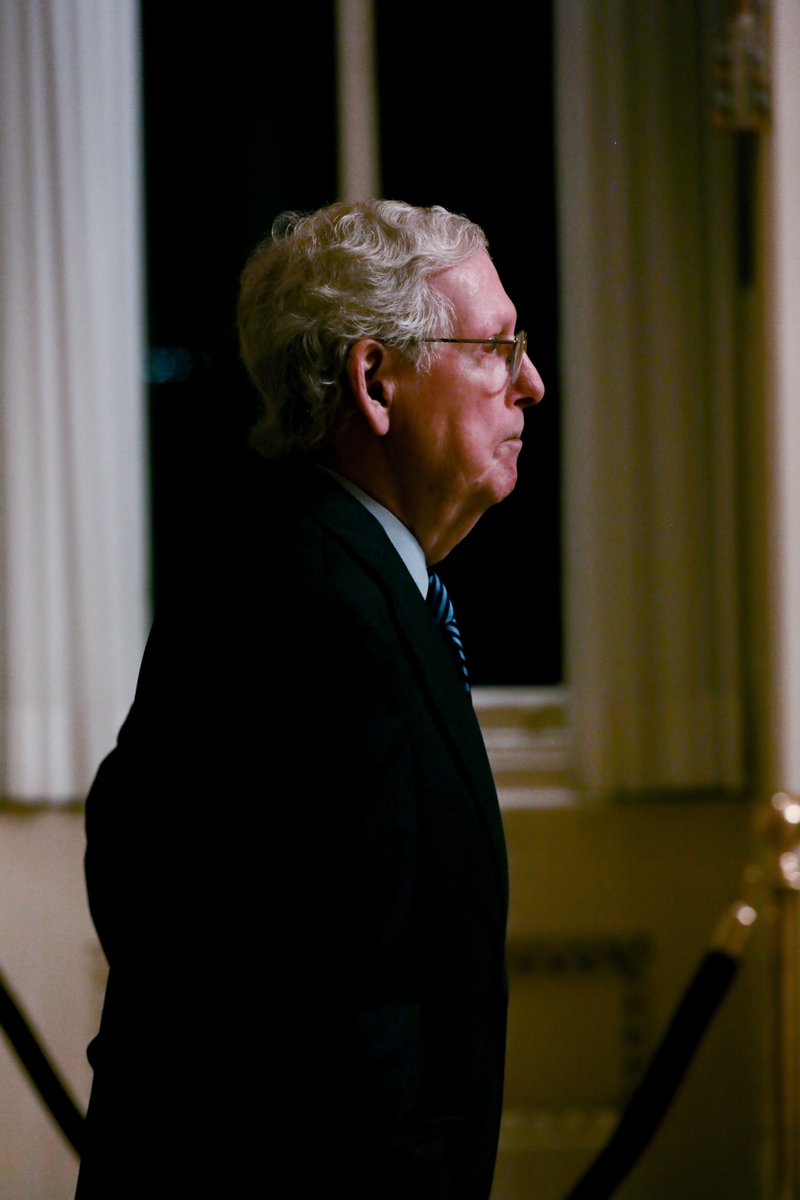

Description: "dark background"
141 2 561 684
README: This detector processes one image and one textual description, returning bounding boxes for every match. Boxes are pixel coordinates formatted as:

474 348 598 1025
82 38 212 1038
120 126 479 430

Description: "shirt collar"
315 466 428 598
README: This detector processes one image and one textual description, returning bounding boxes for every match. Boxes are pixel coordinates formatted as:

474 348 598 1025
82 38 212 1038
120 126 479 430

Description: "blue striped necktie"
426 572 470 692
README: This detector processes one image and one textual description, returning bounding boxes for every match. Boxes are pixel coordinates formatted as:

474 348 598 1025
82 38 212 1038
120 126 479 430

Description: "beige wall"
0 810 103 1200
496 800 767 1200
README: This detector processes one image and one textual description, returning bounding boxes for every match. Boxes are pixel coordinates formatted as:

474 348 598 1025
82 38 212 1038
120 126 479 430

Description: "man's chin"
490 462 520 505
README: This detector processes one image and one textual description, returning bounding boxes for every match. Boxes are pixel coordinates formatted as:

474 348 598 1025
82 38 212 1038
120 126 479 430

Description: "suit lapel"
289 465 508 898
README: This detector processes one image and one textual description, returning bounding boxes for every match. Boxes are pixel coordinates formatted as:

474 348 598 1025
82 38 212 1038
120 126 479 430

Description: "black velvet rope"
564 950 739 1199
0 964 85 1156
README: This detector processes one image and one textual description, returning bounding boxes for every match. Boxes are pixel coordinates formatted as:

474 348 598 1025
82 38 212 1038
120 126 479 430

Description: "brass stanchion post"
767 792 800 1200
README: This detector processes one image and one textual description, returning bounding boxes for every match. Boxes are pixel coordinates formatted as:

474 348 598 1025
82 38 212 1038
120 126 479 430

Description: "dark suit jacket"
77 459 508 1200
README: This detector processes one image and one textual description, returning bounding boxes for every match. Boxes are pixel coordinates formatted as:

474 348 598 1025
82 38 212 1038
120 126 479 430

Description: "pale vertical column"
766 0 800 795
763 10 800 1190
335 0 381 201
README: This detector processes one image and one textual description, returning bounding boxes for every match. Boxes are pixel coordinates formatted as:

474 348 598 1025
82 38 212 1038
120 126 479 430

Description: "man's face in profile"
385 250 544 537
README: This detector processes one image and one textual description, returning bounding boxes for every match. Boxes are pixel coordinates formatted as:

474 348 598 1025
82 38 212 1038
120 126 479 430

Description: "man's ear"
345 339 396 436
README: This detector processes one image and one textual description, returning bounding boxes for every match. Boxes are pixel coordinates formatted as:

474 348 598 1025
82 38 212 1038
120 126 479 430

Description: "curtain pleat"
0 0 147 802
556 0 744 796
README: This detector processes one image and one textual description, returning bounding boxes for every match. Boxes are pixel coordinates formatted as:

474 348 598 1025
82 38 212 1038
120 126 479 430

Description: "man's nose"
511 354 545 408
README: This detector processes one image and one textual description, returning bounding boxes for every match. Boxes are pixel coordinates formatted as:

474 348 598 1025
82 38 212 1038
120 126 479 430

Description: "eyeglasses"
421 330 528 385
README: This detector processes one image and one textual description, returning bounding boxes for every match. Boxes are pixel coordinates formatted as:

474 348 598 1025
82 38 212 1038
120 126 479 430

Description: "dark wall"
142 2 560 683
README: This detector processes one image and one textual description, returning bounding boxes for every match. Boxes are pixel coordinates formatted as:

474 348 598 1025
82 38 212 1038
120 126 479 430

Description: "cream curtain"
0 0 147 802
556 0 745 796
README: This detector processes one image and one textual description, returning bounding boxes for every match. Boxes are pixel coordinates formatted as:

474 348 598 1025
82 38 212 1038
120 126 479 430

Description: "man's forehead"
431 251 517 328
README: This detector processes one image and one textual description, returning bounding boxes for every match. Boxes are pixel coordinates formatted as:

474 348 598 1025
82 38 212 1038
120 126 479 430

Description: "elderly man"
77 200 543 1199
